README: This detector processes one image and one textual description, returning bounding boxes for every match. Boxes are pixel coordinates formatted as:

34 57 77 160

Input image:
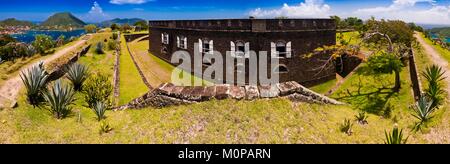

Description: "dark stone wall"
148 19 337 86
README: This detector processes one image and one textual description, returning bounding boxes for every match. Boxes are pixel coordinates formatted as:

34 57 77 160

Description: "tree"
365 52 404 90
134 20 148 31
31 34 54 54
363 20 414 92
0 34 16 46
56 35 66 47
0 42 33 61
84 24 97 33
121 23 132 32
110 23 120 31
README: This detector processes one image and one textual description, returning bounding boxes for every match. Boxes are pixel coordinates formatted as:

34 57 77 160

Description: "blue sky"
0 0 449 24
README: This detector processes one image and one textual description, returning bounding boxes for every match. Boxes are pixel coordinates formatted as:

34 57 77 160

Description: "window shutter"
161 33 164 43
209 40 214 54
198 39 203 53
177 36 180 48
287 41 292 58
184 37 188 49
245 42 250 58
230 41 235 57
271 42 276 57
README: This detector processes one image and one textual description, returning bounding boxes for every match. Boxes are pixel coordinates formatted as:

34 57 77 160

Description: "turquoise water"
11 29 85 43
431 33 450 43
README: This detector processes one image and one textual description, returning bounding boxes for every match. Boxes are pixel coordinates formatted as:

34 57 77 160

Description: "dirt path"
414 32 450 143
0 38 88 108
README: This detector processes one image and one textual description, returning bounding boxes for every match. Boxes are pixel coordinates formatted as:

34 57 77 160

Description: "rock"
190 86 207 101
156 83 175 95
244 85 260 100
203 86 216 98
259 85 280 98
229 86 246 100
277 82 298 96
214 84 231 100
169 86 185 98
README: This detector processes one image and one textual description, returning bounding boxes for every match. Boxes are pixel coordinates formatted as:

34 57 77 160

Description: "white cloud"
110 0 152 5
355 0 450 25
249 0 331 18
85 1 109 22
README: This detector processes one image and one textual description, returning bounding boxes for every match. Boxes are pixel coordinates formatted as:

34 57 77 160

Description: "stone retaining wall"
112 32 121 105
47 45 91 81
114 81 344 110
124 33 148 42
125 41 153 89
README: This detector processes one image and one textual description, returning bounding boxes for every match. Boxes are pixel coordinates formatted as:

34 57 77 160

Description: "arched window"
161 33 169 44
177 36 187 49
274 65 289 73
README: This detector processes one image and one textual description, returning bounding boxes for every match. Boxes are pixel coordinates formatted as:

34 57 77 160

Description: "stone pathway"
0 37 89 108
414 32 450 143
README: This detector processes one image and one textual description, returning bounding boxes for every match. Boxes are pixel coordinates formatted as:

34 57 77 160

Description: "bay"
11 29 85 43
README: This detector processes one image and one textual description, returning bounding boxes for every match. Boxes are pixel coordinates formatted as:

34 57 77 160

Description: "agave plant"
99 120 113 134
422 65 446 85
425 83 445 109
20 62 48 106
385 125 408 144
339 119 353 136
42 80 75 119
66 63 90 91
411 95 436 124
355 112 368 125
92 101 108 121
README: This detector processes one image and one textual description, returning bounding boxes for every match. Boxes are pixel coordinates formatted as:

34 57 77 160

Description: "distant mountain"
417 24 450 30
0 18 34 26
41 12 86 28
428 27 450 38
99 18 145 27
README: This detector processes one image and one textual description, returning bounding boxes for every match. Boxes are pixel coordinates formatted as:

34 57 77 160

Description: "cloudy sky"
0 0 448 25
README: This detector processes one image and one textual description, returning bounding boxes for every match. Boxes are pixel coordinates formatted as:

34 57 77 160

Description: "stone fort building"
148 19 337 86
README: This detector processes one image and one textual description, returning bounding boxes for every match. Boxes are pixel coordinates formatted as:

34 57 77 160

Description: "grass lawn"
118 35 149 105
127 39 212 87
310 79 337 94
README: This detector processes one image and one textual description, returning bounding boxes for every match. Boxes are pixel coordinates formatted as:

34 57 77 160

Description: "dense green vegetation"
40 12 86 28
99 18 144 28
0 18 34 27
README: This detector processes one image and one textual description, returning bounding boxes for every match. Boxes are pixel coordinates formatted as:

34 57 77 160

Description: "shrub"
112 32 118 40
42 80 76 119
385 125 408 144
411 95 436 126
339 119 353 135
32 34 54 54
83 73 113 108
107 40 117 51
95 42 104 54
20 62 48 106
92 101 108 121
355 112 368 125
66 63 90 91
99 120 113 134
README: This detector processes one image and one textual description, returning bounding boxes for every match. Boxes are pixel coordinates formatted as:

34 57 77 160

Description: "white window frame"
230 41 250 58
177 36 188 49
162 33 169 44
271 41 291 58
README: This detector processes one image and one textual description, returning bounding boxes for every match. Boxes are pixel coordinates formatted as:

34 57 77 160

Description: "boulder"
244 85 260 100
214 84 231 100
229 86 246 100
259 85 280 98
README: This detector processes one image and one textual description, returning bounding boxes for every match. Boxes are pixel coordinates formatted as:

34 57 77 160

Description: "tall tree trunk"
393 70 401 92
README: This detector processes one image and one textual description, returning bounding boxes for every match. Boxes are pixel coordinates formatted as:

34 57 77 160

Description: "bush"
32 34 54 54
339 119 353 136
66 63 90 91
83 73 113 108
385 125 408 144
355 112 368 125
20 62 48 106
107 40 117 51
43 80 76 119
92 101 108 121
95 42 104 54
112 32 118 40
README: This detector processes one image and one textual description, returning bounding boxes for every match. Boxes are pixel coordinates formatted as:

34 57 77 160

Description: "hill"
99 18 144 27
0 18 34 26
40 12 86 28
428 27 450 38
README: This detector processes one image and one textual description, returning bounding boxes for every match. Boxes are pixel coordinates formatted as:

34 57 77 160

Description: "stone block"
214 84 231 100
244 85 259 100
229 86 246 100
259 85 280 98
156 83 175 95
203 86 216 98
277 82 298 96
